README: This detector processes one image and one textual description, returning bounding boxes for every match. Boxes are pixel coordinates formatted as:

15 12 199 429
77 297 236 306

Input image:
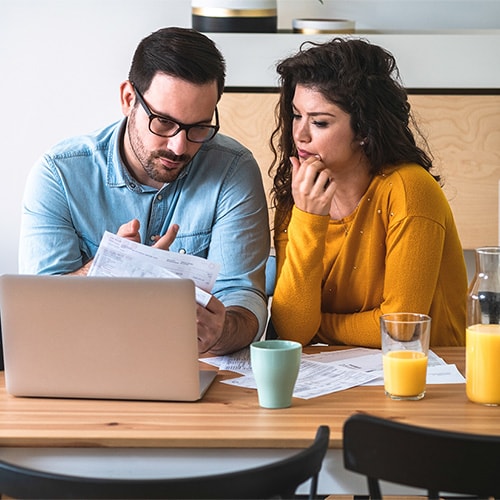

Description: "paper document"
204 348 380 399
203 347 465 399
88 231 220 307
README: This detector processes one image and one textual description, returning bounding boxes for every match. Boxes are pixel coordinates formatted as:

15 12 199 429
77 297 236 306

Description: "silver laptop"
0 275 217 401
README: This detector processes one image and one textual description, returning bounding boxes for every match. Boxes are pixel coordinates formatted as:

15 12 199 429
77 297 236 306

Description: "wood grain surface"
0 347 498 450
218 93 500 249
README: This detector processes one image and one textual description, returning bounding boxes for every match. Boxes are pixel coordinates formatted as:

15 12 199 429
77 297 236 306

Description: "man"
19 27 270 355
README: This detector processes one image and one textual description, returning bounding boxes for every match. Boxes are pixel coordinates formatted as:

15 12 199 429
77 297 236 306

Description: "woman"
269 38 467 347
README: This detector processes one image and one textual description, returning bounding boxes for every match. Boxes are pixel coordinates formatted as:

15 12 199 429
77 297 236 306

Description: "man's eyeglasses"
131 83 220 143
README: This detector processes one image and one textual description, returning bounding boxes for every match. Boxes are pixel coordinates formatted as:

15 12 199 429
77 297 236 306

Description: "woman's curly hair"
269 37 438 227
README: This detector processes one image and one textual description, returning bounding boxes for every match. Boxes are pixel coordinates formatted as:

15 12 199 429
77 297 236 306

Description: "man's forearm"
209 306 260 355
65 259 93 276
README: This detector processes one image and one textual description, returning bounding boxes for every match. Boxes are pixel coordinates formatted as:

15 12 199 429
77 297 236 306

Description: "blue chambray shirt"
19 119 270 338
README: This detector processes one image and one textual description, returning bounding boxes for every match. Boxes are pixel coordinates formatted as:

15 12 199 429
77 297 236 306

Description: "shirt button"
179 248 186 254
150 235 156 242
157 194 163 201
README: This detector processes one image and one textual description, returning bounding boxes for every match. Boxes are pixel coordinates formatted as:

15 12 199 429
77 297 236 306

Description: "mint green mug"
250 340 302 409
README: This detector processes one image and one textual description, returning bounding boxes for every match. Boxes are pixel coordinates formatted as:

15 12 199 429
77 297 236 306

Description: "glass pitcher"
466 247 500 405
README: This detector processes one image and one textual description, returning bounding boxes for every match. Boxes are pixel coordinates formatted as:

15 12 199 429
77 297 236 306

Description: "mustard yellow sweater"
272 164 467 347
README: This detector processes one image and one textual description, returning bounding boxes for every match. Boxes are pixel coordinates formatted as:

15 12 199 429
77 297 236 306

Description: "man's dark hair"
128 27 226 99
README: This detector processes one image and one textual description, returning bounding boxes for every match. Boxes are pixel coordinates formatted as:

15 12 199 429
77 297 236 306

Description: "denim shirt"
19 119 270 337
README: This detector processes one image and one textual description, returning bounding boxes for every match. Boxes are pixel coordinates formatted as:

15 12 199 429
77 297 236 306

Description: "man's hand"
152 224 179 250
117 219 179 250
197 298 259 355
69 219 179 275
116 219 142 243
196 296 227 354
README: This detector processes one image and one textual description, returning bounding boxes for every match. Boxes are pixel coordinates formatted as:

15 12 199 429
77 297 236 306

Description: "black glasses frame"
131 82 220 143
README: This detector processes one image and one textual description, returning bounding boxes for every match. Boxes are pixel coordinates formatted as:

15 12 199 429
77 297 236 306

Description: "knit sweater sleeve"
271 206 330 345
319 215 447 347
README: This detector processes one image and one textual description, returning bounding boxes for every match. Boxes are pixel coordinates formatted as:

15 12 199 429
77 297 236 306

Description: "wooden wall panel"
409 95 500 249
218 93 500 249
218 93 277 213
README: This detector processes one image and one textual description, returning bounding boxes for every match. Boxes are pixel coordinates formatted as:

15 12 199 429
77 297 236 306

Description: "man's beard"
144 149 191 184
127 113 192 184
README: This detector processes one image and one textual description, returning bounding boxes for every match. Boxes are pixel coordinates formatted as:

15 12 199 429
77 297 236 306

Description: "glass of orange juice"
381 313 431 400
466 324 500 406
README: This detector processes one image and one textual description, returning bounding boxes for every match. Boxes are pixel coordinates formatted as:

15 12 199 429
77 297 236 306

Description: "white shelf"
207 30 500 89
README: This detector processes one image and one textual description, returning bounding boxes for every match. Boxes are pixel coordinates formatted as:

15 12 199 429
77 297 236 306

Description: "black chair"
265 317 279 339
0 425 329 499
343 413 500 499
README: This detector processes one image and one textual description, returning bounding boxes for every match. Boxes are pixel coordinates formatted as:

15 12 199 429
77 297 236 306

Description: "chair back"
0 425 329 499
343 413 500 499
265 253 276 298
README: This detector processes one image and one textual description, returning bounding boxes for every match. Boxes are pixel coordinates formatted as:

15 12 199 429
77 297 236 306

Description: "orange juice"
466 324 500 405
383 351 428 399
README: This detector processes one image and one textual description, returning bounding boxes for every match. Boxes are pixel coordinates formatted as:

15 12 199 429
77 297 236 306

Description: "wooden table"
0 347 497 495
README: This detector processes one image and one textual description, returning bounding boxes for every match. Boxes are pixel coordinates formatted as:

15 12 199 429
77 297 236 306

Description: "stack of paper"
88 231 220 306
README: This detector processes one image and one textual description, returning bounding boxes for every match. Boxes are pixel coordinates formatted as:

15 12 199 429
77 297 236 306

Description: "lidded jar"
191 0 278 33
466 247 500 405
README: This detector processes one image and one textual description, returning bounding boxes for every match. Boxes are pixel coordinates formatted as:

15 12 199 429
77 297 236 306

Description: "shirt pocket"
170 230 211 258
